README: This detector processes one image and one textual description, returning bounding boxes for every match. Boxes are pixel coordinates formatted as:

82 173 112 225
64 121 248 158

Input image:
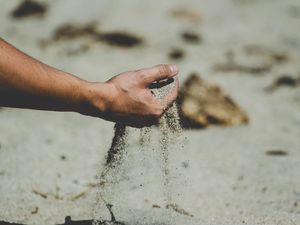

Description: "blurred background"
0 0 300 224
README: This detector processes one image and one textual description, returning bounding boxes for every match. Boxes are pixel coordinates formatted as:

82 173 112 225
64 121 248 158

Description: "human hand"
85 64 179 127
0 38 178 125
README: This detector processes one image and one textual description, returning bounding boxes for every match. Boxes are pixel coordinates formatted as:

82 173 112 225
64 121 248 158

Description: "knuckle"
137 71 148 81
157 64 171 76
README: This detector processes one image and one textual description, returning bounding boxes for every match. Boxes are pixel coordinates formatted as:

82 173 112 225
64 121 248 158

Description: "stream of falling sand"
92 80 185 225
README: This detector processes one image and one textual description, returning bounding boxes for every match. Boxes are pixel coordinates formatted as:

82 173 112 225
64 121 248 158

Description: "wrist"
80 81 114 117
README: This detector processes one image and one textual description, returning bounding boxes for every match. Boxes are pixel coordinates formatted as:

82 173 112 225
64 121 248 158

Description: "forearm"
0 38 105 113
0 38 179 127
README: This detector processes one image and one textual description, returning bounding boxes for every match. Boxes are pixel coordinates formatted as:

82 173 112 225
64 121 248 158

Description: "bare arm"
0 38 179 127
0 38 95 112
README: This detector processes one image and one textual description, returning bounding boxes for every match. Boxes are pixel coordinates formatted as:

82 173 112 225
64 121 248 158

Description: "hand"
85 64 179 127
0 38 178 125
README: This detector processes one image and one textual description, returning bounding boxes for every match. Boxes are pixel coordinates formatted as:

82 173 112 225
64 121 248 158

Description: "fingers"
137 64 179 87
149 77 174 89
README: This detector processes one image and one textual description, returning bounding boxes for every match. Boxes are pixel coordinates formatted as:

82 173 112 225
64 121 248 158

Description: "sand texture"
0 0 300 224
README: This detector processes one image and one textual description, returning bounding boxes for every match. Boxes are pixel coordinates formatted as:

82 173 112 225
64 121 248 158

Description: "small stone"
168 48 185 60
11 0 47 19
181 31 202 43
265 150 288 156
99 32 143 47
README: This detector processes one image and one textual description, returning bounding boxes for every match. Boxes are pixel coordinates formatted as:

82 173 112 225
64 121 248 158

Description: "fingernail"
170 64 179 74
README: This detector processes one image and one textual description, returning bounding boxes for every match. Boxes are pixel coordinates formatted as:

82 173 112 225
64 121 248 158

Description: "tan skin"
0 38 179 127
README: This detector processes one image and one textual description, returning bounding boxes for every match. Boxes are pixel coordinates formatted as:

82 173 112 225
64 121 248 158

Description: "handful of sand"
92 76 195 225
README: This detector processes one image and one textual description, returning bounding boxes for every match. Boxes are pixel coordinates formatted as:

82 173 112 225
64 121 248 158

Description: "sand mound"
179 73 249 128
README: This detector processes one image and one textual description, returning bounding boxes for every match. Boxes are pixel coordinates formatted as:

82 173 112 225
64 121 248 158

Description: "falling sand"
92 78 197 225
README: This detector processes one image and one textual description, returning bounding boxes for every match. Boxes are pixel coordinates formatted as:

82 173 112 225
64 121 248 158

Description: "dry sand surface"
1 0 300 224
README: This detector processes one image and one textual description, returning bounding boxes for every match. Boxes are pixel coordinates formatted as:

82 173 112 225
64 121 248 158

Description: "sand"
91 80 189 225
0 0 300 224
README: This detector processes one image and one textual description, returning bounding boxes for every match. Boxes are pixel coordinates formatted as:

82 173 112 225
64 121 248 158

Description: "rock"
49 23 143 48
11 0 47 19
265 75 300 92
178 73 249 128
181 31 202 44
58 216 125 225
99 32 143 48
168 48 185 60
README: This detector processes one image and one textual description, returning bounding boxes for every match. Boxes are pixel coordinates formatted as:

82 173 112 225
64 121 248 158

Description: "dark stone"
99 32 143 47
49 23 143 49
52 23 99 41
11 0 47 19
265 150 288 156
168 48 185 60
181 31 202 43
58 216 125 225
271 76 298 88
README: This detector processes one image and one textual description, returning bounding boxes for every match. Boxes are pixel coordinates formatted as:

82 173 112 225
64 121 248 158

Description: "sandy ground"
0 0 300 224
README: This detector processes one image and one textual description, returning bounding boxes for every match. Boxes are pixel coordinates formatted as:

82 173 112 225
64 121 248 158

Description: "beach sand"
0 0 300 224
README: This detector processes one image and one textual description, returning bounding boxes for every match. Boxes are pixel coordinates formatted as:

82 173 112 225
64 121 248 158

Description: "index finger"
138 64 179 86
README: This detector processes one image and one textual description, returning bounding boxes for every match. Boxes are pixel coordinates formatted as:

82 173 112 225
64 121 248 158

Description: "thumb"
138 64 179 87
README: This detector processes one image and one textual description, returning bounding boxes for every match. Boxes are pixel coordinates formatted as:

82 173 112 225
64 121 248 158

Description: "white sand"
0 0 300 224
